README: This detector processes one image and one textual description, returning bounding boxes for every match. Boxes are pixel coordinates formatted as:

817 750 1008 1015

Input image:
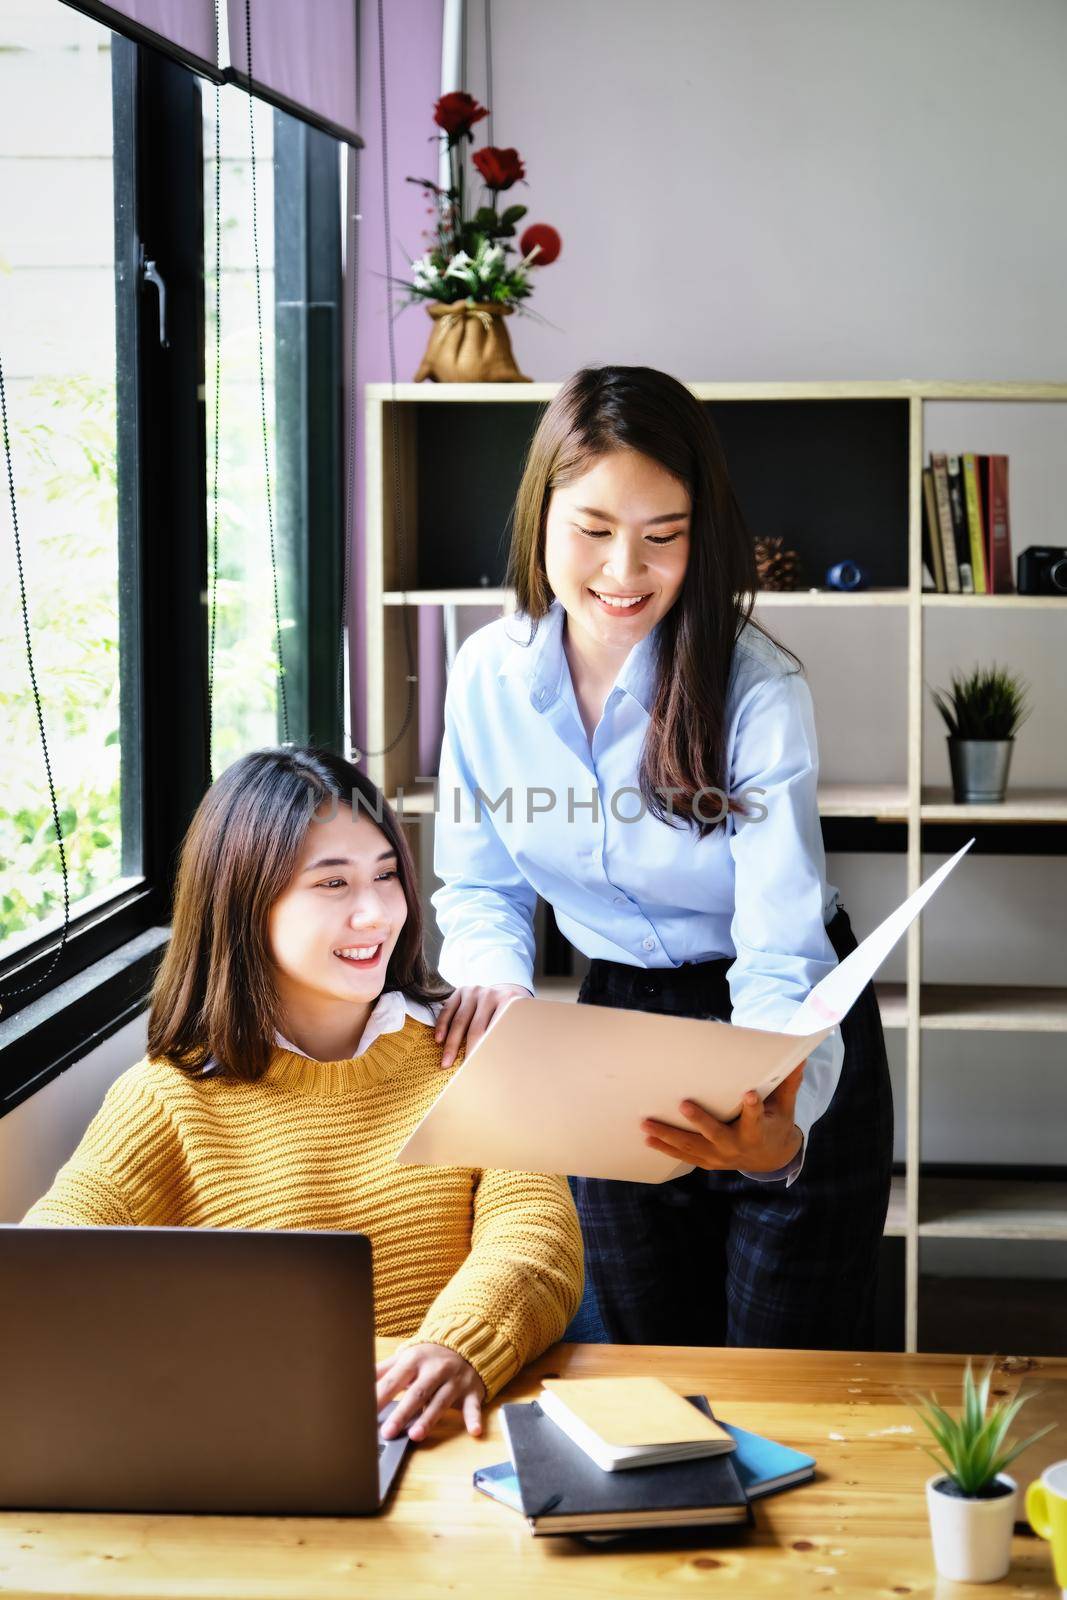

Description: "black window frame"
0 32 345 1115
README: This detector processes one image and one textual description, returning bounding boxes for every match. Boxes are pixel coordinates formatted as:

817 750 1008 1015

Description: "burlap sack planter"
413 300 530 383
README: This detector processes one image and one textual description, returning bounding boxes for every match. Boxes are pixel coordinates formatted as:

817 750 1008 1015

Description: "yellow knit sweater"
22 1014 583 1398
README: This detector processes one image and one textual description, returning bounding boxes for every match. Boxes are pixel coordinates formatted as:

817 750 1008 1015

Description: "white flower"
478 243 505 275
443 251 474 279
411 254 443 289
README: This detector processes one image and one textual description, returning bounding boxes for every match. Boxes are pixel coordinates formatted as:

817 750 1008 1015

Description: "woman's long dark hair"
148 746 449 1080
506 365 800 835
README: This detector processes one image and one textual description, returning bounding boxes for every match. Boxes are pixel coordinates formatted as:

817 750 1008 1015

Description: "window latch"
140 248 169 349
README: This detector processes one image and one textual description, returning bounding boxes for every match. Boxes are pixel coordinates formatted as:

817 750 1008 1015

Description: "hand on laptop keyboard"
377 1343 485 1442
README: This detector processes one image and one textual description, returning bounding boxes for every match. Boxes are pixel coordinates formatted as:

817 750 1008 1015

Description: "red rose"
472 146 525 191
433 92 489 138
519 223 561 266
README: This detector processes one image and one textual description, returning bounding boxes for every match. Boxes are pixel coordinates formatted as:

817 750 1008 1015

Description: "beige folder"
397 1001 830 1183
397 841 974 1183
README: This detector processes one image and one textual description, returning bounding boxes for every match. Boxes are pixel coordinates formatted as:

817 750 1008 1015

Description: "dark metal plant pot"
947 738 1014 803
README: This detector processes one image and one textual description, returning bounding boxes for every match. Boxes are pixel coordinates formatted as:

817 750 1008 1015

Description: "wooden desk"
2 1345 1063 1598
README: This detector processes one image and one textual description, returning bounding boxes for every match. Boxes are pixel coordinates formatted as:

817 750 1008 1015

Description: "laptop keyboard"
378 1401 398 1457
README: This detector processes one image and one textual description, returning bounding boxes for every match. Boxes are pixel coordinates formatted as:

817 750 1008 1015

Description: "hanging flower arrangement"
397 91 561 316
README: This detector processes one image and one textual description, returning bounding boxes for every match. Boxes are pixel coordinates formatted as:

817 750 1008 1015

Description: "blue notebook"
719 1421 815 1498
473 1460 524 1514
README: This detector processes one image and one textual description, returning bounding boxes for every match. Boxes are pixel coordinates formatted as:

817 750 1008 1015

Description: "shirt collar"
498 599 567 707
274 990 440 1063
612 623 660 715
500 598 660 716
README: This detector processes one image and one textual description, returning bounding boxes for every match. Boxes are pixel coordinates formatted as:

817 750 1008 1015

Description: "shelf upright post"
905 391 926 1350
364 393 387 792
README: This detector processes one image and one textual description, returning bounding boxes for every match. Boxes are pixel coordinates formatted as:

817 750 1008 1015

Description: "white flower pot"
926 1473 1018 1583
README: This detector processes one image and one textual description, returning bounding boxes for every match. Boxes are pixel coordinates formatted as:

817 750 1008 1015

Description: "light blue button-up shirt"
431 599 845 1181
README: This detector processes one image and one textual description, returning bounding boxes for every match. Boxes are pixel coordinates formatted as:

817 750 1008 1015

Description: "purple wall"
350 0 443 763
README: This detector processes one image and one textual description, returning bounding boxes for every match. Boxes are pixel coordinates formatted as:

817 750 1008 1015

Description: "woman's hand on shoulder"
434 984 532 1069
377 1343 486 1441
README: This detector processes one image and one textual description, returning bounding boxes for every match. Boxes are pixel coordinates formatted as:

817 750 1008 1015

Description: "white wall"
466 0 1067 383
0 1016 146 1222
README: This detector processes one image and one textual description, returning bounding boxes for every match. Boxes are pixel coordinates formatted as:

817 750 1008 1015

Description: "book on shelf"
922 467 947 592
946 454 975 592
983 453 1015 592
961 453 988 593
927 451 1012 596
930 452 961 593
499 1394 751 1536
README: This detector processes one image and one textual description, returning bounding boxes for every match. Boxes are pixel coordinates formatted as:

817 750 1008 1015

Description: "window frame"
0 33 345 1114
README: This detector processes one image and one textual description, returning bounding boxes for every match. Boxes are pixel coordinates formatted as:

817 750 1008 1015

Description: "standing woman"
430 365 893 1350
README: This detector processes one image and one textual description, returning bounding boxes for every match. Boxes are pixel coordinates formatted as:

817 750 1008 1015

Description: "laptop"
0 1225 410 1515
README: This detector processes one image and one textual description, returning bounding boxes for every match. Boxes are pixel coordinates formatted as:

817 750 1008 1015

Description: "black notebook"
500 1394 752 1536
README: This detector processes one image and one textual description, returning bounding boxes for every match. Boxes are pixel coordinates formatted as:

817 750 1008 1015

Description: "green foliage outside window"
0 374 122 948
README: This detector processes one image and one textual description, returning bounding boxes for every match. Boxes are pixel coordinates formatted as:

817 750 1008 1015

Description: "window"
0 2 136 966
204 83 284 774
204 84 346 774
1 14 346 1110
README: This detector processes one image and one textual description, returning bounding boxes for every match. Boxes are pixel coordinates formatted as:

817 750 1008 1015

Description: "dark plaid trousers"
571 904 894 1350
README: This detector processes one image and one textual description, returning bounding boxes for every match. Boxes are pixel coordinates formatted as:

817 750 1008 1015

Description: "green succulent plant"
911 1360 1054 1497
930 663 1031 741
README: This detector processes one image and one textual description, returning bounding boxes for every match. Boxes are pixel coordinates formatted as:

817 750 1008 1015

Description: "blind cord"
0 352 71 1012
336 141 360 749
485 0 493 145
345 0 418 766
207 4 222 769
244 0 290 745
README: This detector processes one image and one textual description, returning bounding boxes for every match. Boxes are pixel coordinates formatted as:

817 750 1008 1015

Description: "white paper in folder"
397 840 974 1184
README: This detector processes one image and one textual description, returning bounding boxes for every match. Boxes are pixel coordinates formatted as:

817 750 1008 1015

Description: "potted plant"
930 663 1031 803
912 1361 1054 1583
392 91 562 382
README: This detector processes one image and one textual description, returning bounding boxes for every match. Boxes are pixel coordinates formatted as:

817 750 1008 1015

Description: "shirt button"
537 688 546 701
613 895 625 906
642 935 656 951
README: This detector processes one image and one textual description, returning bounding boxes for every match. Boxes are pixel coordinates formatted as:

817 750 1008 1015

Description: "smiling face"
543 448 691 661
266 803 409 1040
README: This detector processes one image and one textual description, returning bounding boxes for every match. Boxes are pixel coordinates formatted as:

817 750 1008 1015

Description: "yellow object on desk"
2 1343 1065 1600
1028 1460 1067 1589
540 1375 731 1447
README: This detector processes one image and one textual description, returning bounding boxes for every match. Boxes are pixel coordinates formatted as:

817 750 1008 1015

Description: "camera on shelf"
1017 545 1067 595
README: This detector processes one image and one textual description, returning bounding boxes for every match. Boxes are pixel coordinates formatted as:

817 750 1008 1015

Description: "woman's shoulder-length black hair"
148 745 449 1081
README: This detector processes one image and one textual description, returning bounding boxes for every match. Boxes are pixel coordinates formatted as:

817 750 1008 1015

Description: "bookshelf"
364 379 1067 1352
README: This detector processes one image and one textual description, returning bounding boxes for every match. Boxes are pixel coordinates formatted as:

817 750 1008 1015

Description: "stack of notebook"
478 1377 815 1538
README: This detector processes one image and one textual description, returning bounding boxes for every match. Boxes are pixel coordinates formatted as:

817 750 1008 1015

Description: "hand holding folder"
398 841 973 1183
640 1056 806 1174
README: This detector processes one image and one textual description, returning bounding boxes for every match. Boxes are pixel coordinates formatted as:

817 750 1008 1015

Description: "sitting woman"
24 746 583 1442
